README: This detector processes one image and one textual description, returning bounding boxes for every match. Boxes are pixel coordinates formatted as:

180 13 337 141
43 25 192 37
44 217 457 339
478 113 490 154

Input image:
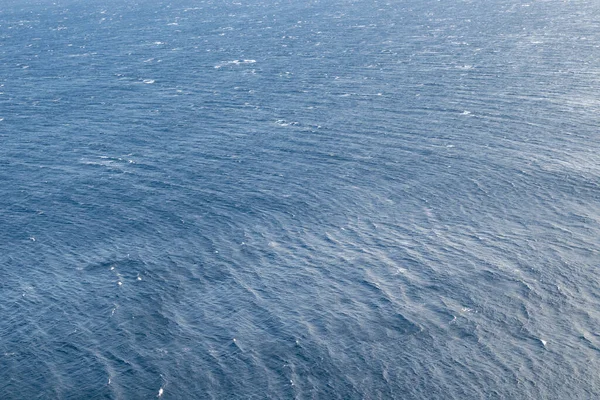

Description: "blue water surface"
1 0 600 398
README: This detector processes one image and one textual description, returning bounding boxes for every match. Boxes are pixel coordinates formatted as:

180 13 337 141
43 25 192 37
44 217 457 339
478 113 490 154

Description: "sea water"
1 0 600 398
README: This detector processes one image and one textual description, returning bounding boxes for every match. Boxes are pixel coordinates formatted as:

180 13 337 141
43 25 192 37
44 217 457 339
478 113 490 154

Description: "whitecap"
215 59 257 69
275 119 299 127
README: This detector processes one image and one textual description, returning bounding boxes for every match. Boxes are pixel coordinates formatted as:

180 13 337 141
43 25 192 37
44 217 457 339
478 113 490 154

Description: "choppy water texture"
1 0 600 398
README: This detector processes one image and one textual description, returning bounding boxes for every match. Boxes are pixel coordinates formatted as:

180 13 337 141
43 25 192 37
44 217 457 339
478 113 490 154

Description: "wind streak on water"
1 0 600 398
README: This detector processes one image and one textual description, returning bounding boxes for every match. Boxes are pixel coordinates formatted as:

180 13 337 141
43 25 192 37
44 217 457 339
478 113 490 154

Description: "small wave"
214 59 256 69
275 119 299 127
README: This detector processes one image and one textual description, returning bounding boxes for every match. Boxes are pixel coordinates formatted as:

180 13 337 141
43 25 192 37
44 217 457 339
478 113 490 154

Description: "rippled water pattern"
1 0 600 398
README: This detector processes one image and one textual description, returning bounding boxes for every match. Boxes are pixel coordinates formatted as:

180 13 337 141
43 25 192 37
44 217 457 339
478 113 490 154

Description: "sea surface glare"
1 0 600 398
